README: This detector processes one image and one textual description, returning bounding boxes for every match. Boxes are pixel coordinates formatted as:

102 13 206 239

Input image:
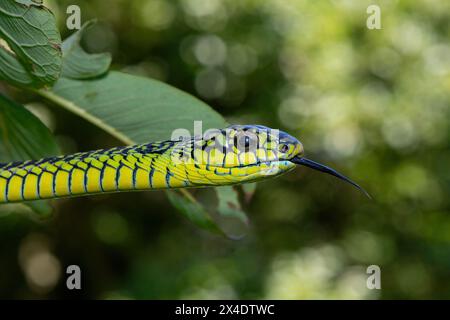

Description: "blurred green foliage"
0 0 449 299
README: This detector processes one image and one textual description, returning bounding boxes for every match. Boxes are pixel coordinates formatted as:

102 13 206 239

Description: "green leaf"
61 21 112 79
0 93 59 217
0 43 34 86
167 190 225 236
22 199 52 219
0 93 58 160
214 186 249 238
0 0 62 88
0 201 52 220
216 186 248 224
242 182 257 203
45 71 227 143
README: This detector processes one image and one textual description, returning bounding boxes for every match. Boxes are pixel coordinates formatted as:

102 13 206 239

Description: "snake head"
173 124 369 197
176 124 301 172
223 125 370 197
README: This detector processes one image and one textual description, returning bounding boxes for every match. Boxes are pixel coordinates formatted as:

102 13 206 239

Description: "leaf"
23 199 52 218
38 70 251 236
215 186 249 239
0 42 34 86
0 93 59 217
0 93 58 160
167 190 225 236
61 21 112 79
0 0 62 88
242 182 257 203
216 186 248 224
0 201 52 220
46 71 227 143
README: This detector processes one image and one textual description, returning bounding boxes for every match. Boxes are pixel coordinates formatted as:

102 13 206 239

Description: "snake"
0 125 369 203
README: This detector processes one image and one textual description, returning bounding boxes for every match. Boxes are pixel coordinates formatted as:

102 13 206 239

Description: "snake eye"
235 132 256 152
279 144 289 153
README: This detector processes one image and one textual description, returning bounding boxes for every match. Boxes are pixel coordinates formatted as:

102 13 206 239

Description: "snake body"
0 125 301 203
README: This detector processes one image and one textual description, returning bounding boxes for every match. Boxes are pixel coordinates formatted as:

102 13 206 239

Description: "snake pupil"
244 136 250 148
280 144 289 153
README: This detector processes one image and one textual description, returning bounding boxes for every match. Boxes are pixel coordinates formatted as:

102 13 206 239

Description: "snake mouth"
206 159 291 169
290 156 371 198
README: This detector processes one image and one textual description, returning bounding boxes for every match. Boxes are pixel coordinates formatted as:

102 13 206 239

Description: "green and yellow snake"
0 125 368 203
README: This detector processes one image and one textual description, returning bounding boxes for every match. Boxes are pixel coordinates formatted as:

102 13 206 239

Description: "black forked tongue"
291 156 371 199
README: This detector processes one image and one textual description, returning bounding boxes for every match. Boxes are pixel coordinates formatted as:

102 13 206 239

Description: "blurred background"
1 0 449 299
